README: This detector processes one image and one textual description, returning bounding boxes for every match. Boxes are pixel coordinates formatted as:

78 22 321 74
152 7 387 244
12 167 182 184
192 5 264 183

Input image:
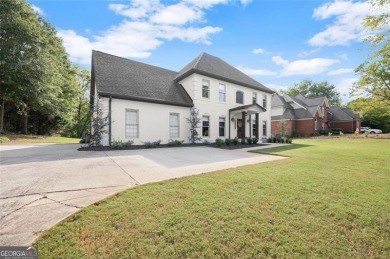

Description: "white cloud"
298 48 320 57
308 0 382 46
31 4 44 15
240 0 253 7
327 68 353 75
236 65 277 76
150 3 204 25
252 48 266 54
61 0 253 65
272 55 339 76
340 53 348 60
265 83 291 92
335 77 358 102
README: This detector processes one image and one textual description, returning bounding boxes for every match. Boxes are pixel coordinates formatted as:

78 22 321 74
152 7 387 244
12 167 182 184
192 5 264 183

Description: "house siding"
180 73 272 141
330 120 359 133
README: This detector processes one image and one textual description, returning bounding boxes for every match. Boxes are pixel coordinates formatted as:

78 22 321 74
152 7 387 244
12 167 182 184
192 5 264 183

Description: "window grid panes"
219 117 225 137
262 94 267 108
253 92 257 104
202 79 210 99
169 113 179 138
125 110 138 138
236 91 243 104
202 116 209 137
219 84 226 102
262 120 267 136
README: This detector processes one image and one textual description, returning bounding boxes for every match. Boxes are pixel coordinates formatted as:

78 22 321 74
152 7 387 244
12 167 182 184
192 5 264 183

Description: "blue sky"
28 0 379 104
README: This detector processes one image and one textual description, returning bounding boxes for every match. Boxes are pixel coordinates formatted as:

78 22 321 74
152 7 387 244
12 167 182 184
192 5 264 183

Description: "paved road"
0 143 285 245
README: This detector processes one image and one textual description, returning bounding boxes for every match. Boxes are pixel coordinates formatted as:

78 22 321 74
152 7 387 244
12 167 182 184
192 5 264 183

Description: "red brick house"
271 94 360 137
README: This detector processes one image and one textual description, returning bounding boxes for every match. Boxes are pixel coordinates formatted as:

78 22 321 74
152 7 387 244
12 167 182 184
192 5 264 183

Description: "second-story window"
262 94 267 108
219 84 226 102
202 79 210 99
236 91 243 104
252 92 257 104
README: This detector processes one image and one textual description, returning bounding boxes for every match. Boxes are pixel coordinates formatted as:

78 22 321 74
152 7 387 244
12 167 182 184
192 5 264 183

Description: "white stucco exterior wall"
107 98 191 145
179 73 272 142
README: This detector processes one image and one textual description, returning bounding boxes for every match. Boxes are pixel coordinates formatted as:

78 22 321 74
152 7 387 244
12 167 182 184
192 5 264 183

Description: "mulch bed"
78 143 270 151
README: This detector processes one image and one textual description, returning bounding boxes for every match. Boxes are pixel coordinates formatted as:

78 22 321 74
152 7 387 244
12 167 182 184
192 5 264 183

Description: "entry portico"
229 103 267 139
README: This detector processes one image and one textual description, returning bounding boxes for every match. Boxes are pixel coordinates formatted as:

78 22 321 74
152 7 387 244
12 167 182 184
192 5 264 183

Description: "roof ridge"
92 50 178 74
193 52 205 69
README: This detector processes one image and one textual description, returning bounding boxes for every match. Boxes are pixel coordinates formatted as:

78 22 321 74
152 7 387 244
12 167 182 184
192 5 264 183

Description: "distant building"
271 94 360 137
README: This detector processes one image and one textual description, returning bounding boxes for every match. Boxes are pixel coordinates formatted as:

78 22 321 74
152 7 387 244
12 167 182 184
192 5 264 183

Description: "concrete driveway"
0 143 285 246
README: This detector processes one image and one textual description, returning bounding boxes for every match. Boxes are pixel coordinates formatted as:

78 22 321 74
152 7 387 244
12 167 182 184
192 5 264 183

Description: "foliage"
353 0 390 102
0 0 81 135
252 137 258 144
143 140 162 148
224 138 231 145
240 138 246 145
167 139 184 146
215 138 224 147
111 140 134 149
246 137 253 144
348 97 390 133
279 120 287 137
34 139 390 258
232 137 239 145
0 134 79 144
186 107 202 144
89 99 109 147
291 129 299 138
0 136 10 143
281 80 342 106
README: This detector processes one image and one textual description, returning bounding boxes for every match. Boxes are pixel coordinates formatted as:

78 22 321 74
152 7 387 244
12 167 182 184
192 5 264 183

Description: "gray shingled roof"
175 53 274 94
92 50 193 107
329 107 354 121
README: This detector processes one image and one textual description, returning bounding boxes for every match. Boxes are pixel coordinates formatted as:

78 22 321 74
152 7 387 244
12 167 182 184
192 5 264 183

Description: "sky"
28 0 381 104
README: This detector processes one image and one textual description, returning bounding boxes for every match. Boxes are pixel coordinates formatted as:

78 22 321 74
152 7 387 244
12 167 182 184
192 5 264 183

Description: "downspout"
109 96 112 146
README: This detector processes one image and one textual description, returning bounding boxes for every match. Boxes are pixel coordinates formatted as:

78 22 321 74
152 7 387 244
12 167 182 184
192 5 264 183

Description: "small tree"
186 106 202 144
89 99 109 146
279 120 287 137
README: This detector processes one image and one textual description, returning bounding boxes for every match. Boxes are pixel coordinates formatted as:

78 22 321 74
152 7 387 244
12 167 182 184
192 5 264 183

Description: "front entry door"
237 119 244 138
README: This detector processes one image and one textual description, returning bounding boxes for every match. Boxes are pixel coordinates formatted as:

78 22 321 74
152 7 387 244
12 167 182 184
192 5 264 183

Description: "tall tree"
0 0 79 134
281 80 342 106
353 0 390 103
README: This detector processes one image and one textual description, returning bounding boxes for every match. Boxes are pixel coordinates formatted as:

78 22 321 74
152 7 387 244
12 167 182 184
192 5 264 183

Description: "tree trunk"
76 97 82 137
0 98 4 133
21 112 28 134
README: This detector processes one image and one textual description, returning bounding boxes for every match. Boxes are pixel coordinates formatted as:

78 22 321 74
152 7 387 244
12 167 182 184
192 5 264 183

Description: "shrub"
240 138 246 145
111 139 134 149
232 137 239 145
339 131 344 136
267 137 272 143
287 138 292 144
252 137 259 144
143 140 160 148
215 138 224 147
167 139 184 146
0 136 10 143
225 138 231 145
272 137 277 143
291 129 299 138
247 137 253 144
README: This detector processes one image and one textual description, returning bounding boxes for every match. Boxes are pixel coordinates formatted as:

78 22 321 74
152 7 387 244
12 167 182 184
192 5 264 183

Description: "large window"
262 120 267 137
202 115 209 137
236 91 244 104
262 94 267 108
169 113 179 138
125 110 138 138
219 117 225 137
252 92 257 104
219 84 226 102
253 121 257 137
315 119 318 131
202 79 210 99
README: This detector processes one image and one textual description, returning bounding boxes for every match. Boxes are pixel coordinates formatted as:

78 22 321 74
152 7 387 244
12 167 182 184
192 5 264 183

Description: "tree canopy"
0 0 84 135
353 0 390 103
280 80 342 106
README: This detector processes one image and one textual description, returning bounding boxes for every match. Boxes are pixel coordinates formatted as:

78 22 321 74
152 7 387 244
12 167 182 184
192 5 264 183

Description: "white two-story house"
91 51 274 145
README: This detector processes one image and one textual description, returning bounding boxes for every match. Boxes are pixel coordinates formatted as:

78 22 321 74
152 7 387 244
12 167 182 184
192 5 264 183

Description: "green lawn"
0 134 79 144
34 138 390 258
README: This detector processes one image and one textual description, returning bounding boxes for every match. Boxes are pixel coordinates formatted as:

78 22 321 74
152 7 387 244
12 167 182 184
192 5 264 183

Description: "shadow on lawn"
249 143 313 155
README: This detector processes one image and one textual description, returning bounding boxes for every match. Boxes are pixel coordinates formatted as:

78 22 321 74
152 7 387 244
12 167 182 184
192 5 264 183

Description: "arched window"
236 91 244 104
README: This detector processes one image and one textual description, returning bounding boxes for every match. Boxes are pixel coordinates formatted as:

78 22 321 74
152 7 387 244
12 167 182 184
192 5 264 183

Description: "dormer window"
236 91 243 104
202 79 210 99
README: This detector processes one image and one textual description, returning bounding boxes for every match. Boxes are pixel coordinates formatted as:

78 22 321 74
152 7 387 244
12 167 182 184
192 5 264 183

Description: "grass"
0 134 79 144
34 138 390 258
